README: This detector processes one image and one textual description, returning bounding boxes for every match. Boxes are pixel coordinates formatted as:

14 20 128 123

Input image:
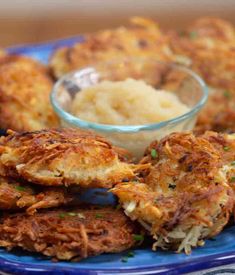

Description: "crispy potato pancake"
0 55 59 131
0 176 74 215
169 17 235 90
50 17 173 80
195 88 235 134
112 132 234 254
186 17 235 43
0 128 146 187
201 132 235 194
0 207 139 261
167 17 235 133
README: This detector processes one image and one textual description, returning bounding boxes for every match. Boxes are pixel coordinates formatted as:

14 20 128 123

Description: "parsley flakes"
59 213 66 219
15 186 26 192
151 149 158 159
121 257 128 263
121 251 135 263
133 234 144 242
95 213 103 219
189 31 198 39
127 251 135 257
224 90 231 99
230 177 235 183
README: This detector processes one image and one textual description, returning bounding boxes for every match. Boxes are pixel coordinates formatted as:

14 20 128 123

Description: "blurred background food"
1 0 235 47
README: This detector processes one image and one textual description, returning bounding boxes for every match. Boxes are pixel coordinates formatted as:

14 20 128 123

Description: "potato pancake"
112 132 234 254
0 207 139 261
50 17 173 80
0 176 73 215
0 55 59 131
0 128 147 187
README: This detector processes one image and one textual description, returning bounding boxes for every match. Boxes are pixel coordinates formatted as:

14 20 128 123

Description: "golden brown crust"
0 128 142 187
0 55 47 72
0 207 139 260
201 132 235 193
0 55 59 131
186 17 235 42
112 132 234 253
166 17 235 134
168 18 235 91
50 17 173 80
195 88 235 134
0 176 74 215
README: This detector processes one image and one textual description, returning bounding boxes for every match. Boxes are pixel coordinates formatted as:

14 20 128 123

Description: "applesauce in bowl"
51 58 208 159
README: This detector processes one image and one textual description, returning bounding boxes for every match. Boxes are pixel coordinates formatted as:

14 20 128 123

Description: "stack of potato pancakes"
0 128 148 261
0 16 234 261
0 128 234 260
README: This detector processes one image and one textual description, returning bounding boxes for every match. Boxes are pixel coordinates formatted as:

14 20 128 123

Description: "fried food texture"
112 132 234 254
0 55 59 131
0 207 139 261
200 132 235 194
167 17 235 134
50 17 173 80
195 88 235 134
0 128 145 187
0 176 73 215
169 17 235 91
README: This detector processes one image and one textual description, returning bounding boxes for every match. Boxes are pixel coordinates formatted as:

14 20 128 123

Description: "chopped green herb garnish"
133 234 144 242
151 149 158 159
59 213 66 218
127 251 135 257
189 31 198 39
121 251 135 262
95 213 103 219
178 30 185 37
15 186 26 192
230 177 235 182
67 212 77 217
224 90 231 98
223 146 230 151
231 161 235 166
121 257 128 263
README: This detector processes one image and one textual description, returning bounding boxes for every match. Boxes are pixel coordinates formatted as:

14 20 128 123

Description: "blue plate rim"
6 35 84 54
0 249 235 275
3 37 235 275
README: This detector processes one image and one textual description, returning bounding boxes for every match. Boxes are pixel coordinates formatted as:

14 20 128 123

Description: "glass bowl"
51 58 208 159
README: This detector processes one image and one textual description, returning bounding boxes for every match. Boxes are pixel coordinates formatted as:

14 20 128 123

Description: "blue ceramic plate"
2 38 235 275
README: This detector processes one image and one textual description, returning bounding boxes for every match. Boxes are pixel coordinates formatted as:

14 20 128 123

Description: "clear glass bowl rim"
50 60 208 133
